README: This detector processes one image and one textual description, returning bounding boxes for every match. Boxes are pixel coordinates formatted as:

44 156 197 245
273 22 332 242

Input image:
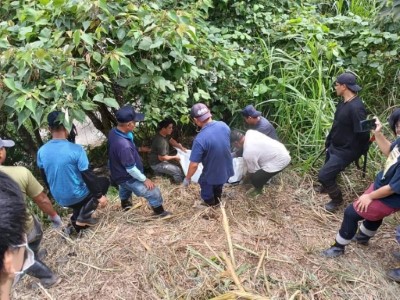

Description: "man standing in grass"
183 103 233 206
322 110 400 258
0 138 61 288
230 130 291 196
318 72 370 212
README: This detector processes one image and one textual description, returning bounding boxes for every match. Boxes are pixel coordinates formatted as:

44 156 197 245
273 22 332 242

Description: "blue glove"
183 178 190 187
49 214 62 229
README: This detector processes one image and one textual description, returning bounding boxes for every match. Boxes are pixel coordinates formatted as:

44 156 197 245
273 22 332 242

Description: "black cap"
116 106 145 123
47 111 63 128
336 72 362 92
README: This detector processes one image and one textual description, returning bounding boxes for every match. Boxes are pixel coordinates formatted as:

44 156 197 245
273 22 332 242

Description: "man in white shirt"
230 130 291 195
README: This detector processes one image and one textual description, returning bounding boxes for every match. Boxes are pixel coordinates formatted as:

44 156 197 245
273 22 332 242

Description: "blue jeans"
119 179 163 208
151 162 184 183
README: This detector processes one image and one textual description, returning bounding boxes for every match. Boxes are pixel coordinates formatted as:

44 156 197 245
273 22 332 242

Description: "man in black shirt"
319 72 370 212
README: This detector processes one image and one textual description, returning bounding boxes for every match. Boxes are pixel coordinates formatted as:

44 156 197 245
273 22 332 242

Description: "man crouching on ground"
108 106 171 217
37 111 109 234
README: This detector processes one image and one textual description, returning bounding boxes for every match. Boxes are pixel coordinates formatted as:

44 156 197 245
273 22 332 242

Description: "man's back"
37 139 89 206
190 121 233 185
252 117 279 140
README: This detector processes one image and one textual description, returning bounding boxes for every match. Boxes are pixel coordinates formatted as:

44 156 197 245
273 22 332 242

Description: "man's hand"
372 116 382 134
144 178 155 190
174 155 181 162
98 195 108 208
183 178 190 187
49 214 62 229
354 194 373 213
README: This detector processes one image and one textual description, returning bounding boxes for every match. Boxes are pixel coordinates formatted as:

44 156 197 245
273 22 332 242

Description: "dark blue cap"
241 105 261 118
116 106 145 123
336 72 362 92
47 111 63 127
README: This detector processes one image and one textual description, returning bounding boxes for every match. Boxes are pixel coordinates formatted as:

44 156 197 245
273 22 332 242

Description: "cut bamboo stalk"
221 252 245 292
253 250 266 281
221 203 236 267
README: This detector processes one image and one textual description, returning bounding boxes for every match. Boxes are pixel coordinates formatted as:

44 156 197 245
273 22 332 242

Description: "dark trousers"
318 149 353 189
199 175 223 204
250 169 280 190
68 177 110 223
339 204 383 240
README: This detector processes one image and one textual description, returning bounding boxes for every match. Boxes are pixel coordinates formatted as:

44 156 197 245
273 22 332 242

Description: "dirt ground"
13 170 400 300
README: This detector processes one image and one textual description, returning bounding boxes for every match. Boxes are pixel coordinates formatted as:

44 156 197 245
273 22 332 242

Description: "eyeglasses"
12 237 35 286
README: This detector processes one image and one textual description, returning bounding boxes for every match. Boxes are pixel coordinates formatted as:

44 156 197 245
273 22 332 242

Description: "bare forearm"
33 192 58 217
170 138 185 151
368 185 394 200
158 155 179 162
374 131 391 157
186 162 199 180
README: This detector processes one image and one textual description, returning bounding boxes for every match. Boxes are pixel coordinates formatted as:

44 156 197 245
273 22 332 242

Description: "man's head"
190 103 212 127
230 130 245 148
116 105 145 133
334 72 361 96
241 105 261 125
388 108 400 137
0 138 15 165
47 111 70 140
157 119 175 136
0 171 27 274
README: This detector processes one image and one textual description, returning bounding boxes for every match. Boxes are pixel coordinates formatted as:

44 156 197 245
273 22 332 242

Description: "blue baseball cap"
241 105 261 118
116 106 145 123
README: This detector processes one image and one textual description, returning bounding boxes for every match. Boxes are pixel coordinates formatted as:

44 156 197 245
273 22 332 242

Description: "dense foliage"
1 0 399 171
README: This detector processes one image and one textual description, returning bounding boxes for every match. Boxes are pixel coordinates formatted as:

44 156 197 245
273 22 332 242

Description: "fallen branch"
221 252 245 292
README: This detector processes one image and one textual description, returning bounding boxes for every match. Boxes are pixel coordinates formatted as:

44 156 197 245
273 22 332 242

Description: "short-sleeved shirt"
0 165 43 232
250 117 279 141
149 133 171 166
373 138 400 208
243 130 291 173
37 139 90 206
326 97 370 160
190 121 234 185
108 128 144 185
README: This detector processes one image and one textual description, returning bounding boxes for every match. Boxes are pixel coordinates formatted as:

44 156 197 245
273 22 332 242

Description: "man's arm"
169 138 187 152
157 154 180 162
186 162 199 181
32 192 58 217
373 117 392 157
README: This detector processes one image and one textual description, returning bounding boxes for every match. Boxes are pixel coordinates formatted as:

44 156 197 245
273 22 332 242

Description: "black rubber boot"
324 185 343 212
121 198 133 211
152 205 172 218
26 260 61 288
352 231 371 245
76 198 99 226
322 244 345 258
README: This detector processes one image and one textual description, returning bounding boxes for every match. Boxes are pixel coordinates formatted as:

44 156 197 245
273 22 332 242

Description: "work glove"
49 214 63 229
183 178 191 187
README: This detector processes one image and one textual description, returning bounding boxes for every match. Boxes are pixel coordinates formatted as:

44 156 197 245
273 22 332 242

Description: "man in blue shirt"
241 104 279 141
37 111 109 234
108 106 171 216
322 108 400 258
183 103 234 206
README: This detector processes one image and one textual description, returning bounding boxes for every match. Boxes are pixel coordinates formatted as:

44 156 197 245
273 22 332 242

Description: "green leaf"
138 37 152 50
110 57 119 75
150 37 165 49
81 32 94 46
24 99 37 113
3 78 17 91
80 101 97 110
120 57 132 71
93 52 102 64
77 83 86 98
93 93 104 102
18 109 31 127
73 30 81 47
103 98 119 108
140 73 151 84
162 61 172 70
117 28 126 40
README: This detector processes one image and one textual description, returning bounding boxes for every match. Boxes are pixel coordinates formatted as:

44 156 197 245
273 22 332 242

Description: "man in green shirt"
0 138 61 288
149 119 186 183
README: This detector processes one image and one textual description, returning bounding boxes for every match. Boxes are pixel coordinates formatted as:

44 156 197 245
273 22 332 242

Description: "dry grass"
13 170 400 300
